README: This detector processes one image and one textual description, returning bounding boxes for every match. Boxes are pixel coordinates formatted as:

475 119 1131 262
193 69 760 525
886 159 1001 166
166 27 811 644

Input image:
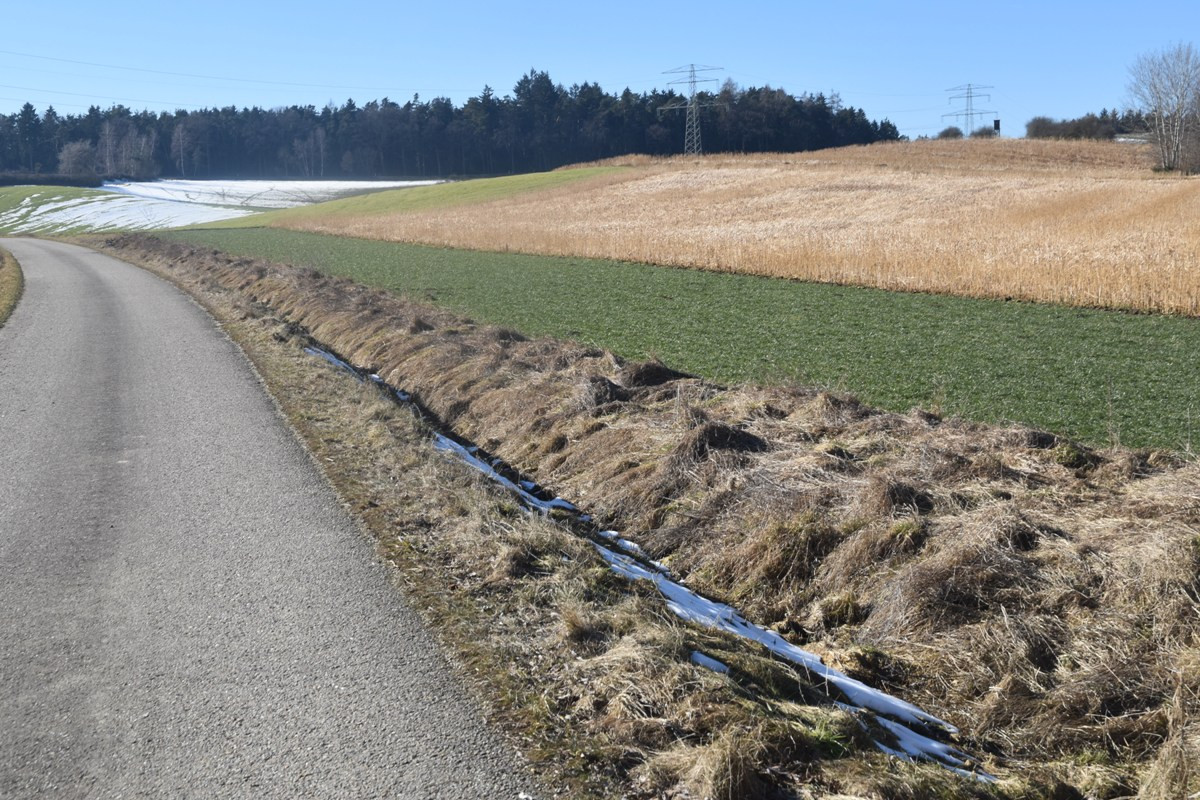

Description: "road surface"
0 239 535 798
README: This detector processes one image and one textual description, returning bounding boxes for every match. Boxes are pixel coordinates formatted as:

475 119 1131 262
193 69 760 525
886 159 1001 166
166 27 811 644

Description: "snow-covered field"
0 179 440 234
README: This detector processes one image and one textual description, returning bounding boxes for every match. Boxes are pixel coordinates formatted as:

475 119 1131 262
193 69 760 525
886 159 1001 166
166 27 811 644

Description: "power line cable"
0 83 201 108
0 48 413 92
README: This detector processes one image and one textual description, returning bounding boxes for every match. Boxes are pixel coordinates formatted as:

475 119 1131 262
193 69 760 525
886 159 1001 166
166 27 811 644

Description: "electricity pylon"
661 64 722 155
943 83 996 136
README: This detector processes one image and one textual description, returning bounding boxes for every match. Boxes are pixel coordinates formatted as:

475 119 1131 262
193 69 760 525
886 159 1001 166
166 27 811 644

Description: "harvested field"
251 138 1200 316
100 233 1200 798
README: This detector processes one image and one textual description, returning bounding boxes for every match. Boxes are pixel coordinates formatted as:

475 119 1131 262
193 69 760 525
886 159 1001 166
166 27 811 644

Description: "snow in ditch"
0 178 441 234
301 344 993 780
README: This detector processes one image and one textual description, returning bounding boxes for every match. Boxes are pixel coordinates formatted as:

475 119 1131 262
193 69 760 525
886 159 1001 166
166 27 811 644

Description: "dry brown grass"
100 233 1200 798
271 138 1200 315
0 246 23 327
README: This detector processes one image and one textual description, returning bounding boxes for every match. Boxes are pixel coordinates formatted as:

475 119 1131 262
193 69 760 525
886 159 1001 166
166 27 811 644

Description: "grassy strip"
95 236 1025 799
0 246 24 327
200 166 627 229
162 227 1200 451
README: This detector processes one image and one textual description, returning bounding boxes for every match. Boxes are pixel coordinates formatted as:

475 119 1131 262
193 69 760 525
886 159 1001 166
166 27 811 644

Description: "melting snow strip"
302 344 993 780
690 651 730 674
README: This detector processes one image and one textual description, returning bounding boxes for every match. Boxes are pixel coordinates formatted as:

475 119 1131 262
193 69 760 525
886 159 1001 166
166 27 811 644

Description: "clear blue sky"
1 0 1195 139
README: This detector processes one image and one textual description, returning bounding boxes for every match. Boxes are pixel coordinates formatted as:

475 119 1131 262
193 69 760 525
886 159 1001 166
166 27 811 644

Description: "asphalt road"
0 239 535 798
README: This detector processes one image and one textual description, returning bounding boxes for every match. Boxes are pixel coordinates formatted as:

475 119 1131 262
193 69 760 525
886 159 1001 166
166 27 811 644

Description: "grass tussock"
256 138 1200 316
97 232 1200 798
0 246 24 326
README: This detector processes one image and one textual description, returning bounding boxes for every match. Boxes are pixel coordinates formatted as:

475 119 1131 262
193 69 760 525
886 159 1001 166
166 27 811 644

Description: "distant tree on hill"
969 124 996 138
1025 109 1149 140
1128 42 1200 170
937 126 963 139
15 103 40 172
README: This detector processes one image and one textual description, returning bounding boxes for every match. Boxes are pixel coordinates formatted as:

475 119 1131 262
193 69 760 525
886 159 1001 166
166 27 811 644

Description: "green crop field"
201 166 627 229
161 227 1200 451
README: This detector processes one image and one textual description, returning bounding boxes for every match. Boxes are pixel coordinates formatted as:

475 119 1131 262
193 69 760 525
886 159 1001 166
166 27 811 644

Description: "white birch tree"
1129 43 1200 170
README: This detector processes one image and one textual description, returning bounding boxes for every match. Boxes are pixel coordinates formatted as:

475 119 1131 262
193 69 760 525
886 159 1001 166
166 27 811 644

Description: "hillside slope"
240 139 1200 315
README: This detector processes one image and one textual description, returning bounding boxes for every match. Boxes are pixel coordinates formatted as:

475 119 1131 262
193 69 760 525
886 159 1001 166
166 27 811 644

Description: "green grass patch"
199 166 626 229
0 246 23 327
161 228 1200 451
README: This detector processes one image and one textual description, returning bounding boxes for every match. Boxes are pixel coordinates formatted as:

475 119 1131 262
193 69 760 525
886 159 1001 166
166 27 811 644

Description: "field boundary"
160 227 1200 451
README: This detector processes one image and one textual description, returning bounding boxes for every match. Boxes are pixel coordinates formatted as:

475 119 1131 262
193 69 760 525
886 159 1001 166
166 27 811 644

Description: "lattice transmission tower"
943 83 997 136
661 64 722 155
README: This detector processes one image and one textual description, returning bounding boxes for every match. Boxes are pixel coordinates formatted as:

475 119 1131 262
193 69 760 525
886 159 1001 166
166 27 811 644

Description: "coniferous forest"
0 70 901 181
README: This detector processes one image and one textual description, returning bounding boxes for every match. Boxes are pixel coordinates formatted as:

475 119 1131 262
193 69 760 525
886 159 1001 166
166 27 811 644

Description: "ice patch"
690 651 730 674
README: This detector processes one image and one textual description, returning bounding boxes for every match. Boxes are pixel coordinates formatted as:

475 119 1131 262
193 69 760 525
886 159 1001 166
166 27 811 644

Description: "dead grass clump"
1138 658 1200 800
617 360 694 388
676 420 769 461
575 376 630 411
642 727 771 800
862 508 1045 640
816 593 869 630
857 475 936 517
702 510 844 620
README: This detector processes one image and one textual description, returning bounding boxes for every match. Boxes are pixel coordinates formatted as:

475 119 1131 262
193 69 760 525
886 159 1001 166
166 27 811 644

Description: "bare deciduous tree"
1128 42 1200 170
56 141 95 177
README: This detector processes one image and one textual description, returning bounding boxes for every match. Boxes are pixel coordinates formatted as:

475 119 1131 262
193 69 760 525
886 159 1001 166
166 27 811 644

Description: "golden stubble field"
279 138 1200 316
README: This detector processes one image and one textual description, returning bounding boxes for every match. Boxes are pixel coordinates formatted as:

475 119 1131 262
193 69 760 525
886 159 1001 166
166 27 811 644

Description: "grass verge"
161 227 1200 451
94 233 1200 799
0 245 24 327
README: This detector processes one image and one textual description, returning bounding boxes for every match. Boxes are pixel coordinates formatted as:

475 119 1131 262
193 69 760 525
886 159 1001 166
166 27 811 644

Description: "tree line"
0 70 901 181
1026 43 1200 171
1024 109 1150 140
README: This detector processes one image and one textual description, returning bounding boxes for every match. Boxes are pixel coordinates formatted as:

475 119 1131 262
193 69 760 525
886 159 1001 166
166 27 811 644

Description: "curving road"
0 239 534 798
